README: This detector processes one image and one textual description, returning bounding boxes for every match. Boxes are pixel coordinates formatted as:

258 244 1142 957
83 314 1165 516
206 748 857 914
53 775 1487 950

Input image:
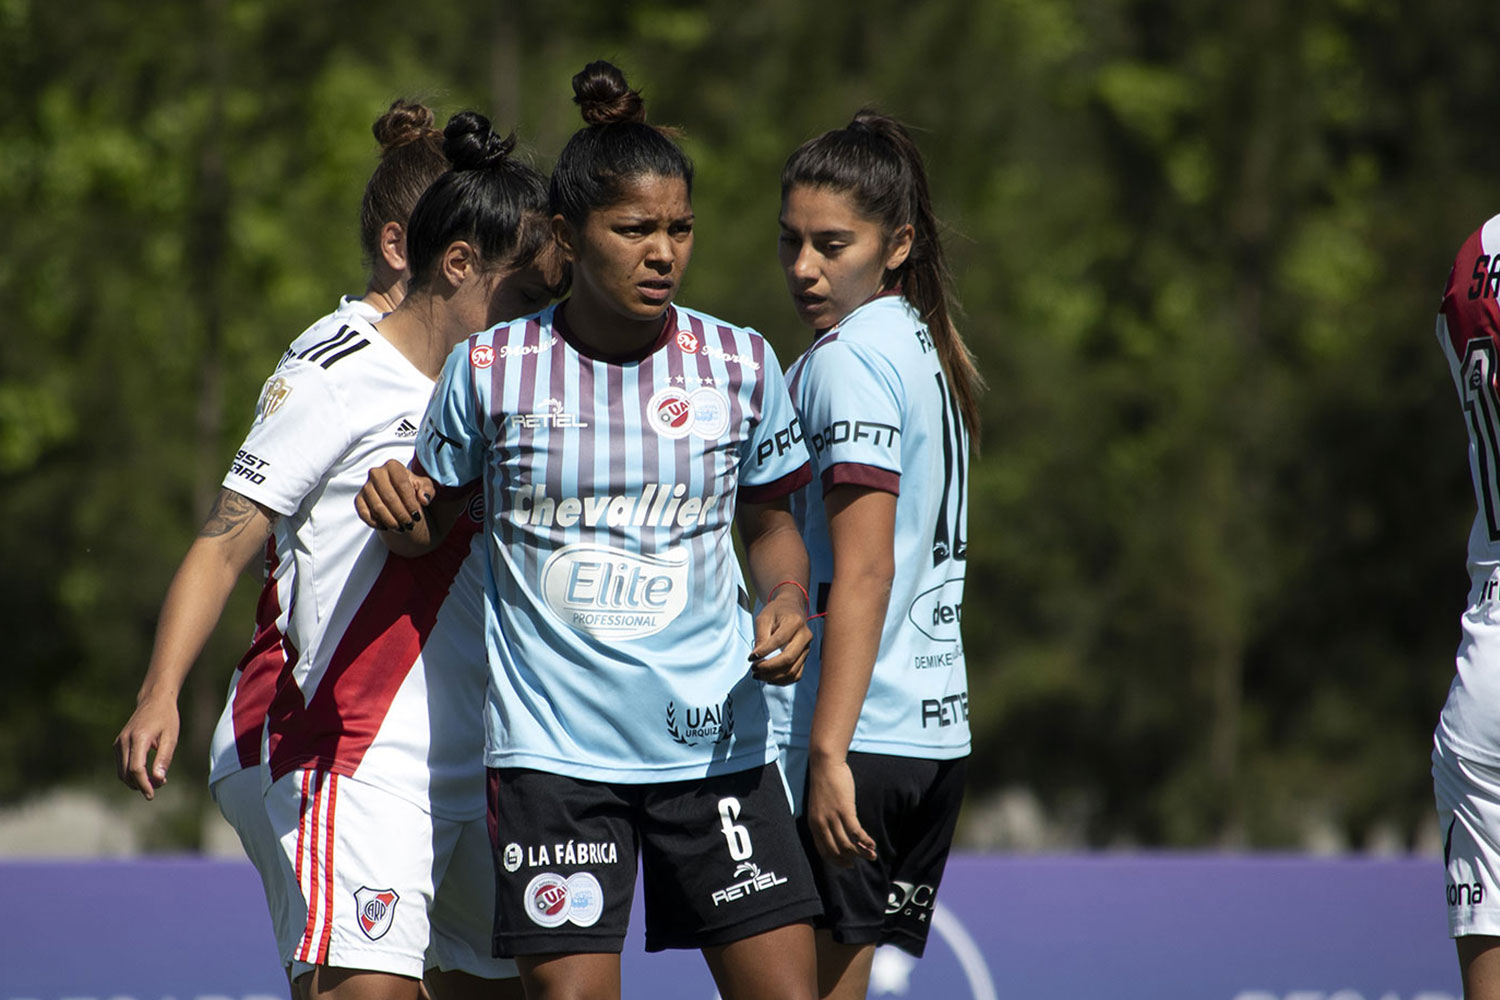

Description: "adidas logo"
395 418 418 439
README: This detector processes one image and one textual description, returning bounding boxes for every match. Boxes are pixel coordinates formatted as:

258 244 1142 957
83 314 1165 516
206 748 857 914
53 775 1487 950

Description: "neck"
361 271 407 316
375 294 457 380
562 289 669 360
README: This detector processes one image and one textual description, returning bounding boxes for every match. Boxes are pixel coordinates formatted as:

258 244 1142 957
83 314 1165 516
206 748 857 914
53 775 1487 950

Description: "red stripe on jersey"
266 494 483 783
1444 224 1500 355
823 462 901 497
740 462 813 505
230 540 291 768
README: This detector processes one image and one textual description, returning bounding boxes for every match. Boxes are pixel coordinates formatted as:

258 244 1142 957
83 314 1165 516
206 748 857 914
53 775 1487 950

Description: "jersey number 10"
1462 337 1500 543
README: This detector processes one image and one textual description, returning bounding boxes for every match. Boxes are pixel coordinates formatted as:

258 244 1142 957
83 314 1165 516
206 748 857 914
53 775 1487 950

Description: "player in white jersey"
119 108 559 1000
1434 213 1500 998
765 112 985 1000
358 61 821 1000
114 100 452 995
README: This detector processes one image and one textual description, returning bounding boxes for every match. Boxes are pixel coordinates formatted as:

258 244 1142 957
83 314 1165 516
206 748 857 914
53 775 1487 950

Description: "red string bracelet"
768 579 810 609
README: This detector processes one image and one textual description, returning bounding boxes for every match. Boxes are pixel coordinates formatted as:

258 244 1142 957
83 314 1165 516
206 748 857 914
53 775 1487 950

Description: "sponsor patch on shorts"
524 872 604 929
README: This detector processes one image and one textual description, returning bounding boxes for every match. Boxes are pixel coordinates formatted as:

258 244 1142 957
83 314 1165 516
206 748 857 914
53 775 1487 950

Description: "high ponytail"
782 110 985 444
359 99 450 266
550 60 693 226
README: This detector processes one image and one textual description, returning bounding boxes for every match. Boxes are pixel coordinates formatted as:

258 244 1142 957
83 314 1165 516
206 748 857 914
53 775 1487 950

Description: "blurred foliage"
3 0 1499 849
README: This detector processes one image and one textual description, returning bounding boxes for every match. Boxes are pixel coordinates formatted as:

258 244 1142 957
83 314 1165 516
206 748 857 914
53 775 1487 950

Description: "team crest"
648 388 694 439
523 872 604 929
353 886 399 940
256 377 292 421
688 387 730 439
471 343 495 369
676 329 700 354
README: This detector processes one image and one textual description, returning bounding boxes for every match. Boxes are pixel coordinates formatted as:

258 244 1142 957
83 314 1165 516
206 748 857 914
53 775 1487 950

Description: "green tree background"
2 0 1496 849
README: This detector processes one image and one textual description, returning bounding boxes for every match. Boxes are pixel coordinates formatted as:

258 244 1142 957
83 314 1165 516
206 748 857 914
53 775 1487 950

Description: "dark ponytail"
404 111 551 291
782 110 984 443
359 99 450 267
550 60 693 226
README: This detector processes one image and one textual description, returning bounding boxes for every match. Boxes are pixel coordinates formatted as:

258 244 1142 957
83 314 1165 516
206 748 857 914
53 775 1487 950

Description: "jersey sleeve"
414 339 487 489
222 361 353 516
796 339 905 496
739 337 812 504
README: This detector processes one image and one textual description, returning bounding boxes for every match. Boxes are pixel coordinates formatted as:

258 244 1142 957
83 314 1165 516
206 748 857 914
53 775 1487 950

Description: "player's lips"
793 292 827 312
637 279 674 304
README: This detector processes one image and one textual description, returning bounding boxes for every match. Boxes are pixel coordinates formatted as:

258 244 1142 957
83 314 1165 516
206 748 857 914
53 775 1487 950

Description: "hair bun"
442 110 518 170
373 99 438 153
572 60 646 126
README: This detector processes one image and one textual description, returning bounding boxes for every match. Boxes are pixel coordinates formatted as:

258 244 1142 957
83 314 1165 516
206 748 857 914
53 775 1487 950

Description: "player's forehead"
592 173 692 223
779 184 874 234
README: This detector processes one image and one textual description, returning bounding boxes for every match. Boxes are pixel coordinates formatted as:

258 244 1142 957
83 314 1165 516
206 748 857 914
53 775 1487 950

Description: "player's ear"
439 240 478 290
378 221 408 273
551 215 578 263
883 223 914 273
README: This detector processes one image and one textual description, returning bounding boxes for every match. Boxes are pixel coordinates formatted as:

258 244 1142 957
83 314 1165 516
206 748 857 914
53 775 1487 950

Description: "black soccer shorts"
488 762 822 955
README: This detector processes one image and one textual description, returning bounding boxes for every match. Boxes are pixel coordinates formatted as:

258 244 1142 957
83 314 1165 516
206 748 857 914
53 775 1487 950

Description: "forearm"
136 537 256 703
745 520 810 607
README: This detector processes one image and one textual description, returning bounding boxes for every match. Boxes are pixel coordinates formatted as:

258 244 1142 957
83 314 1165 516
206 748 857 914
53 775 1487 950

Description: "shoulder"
670 304 778 372
1442 214 1500 349
456 308 559 376
836 294 927 352
279 310 382 378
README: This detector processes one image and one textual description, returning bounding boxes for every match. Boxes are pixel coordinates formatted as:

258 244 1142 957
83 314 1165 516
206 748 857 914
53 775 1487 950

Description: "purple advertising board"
0 855 1462 1000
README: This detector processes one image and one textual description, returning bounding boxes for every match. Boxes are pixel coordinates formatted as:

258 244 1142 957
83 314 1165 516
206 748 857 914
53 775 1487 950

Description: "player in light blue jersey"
358 61 821 1000
766 111 985 1000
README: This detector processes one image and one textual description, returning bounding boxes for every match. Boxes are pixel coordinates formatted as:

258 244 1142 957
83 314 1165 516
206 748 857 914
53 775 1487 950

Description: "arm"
805 483 896 866
114 488 276 800
736 496 813 686
354 459 467 557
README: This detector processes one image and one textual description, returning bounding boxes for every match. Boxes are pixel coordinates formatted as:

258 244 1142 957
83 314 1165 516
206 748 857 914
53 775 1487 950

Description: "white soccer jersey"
208 296 382 787
207 300 490 820
766 293 971 760
413 302 812 783
1437 214 1500 767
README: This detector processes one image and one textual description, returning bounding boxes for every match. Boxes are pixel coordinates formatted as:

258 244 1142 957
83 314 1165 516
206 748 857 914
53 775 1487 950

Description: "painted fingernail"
411 510 422 523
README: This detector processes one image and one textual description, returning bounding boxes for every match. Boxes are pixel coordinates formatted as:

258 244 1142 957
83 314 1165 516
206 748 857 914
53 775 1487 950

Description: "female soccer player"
114 98 450 992
1434 213 1500 999
117 107 553 1000
765 111 984 1000
358 60 821 1000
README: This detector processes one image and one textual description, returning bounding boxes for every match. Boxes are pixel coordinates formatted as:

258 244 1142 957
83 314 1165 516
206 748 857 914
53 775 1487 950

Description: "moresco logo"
540 543 690 639
676 329 700 353
471 343 495 369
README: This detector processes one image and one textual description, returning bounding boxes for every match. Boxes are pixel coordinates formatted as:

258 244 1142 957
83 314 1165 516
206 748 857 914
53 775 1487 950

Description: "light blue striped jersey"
767 294 971 759
415 302 812 782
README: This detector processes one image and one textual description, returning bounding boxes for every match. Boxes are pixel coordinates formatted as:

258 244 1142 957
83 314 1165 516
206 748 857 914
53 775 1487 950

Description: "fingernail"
421 492 434 504
411 510 422 523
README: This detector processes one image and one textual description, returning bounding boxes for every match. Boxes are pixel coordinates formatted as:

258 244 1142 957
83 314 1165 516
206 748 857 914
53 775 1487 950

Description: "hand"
114 696 180 801
748 586 812 685
806 755 877 867
355 460 434 535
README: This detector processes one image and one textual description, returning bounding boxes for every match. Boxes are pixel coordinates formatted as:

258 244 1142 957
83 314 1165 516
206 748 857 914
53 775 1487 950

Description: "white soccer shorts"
267 767 515 979
1434 738 1500 937
212 767 306 965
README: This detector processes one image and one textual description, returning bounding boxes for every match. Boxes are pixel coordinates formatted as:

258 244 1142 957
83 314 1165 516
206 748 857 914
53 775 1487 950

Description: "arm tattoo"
199 488 274 540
